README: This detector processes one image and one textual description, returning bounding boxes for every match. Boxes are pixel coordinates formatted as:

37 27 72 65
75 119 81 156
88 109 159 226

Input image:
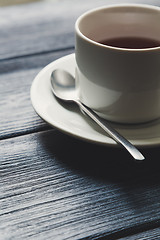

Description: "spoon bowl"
51 70 78 102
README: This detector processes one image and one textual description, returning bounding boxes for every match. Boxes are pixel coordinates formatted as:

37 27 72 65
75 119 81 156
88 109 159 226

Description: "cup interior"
77 5 160 48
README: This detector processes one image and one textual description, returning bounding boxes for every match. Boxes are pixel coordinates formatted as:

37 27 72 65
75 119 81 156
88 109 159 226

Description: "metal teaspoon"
50 69 145 161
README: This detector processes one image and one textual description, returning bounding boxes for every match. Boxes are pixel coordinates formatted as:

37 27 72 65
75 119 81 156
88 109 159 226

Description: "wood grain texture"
119 228 160 240
0 130 160 239
0 0 159 60
0 49 73 139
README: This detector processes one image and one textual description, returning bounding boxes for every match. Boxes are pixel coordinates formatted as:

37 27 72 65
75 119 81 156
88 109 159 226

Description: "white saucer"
30 53 160 147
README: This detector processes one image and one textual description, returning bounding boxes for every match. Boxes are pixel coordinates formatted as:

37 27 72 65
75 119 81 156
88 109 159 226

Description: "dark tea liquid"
99 37 160 49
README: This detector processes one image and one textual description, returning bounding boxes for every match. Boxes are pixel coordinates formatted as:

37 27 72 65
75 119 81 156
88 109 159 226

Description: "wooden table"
1 0 160 239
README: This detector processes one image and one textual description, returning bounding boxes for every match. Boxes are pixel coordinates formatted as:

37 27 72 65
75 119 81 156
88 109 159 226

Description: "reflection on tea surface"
99 37 160 49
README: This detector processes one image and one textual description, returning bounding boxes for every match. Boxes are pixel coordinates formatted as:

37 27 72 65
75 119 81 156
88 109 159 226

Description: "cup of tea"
75 4 160 124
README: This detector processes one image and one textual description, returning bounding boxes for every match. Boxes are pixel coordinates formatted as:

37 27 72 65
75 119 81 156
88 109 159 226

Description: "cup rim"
75 3 160 52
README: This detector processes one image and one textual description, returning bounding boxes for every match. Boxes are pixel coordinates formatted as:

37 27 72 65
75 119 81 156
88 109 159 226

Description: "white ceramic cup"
75 4 160 124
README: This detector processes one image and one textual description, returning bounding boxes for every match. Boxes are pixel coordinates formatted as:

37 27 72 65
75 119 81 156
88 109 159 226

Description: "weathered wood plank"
0 0 159 60
0 130 160 239
0 49 73 139
118 228 160 240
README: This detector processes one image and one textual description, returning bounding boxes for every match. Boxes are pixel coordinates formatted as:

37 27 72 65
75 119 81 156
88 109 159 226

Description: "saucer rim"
30 53 160 148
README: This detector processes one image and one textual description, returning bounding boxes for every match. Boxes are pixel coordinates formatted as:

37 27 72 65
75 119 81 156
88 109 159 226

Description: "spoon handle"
76 101 144 161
